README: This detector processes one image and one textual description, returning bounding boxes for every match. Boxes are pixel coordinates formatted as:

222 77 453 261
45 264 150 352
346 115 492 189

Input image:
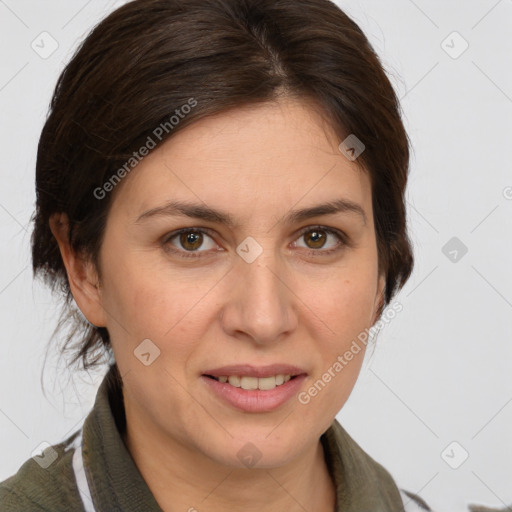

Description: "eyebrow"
135 198 367 226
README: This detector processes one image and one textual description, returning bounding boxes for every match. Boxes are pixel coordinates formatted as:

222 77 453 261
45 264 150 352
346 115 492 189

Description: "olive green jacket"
1 364 433 511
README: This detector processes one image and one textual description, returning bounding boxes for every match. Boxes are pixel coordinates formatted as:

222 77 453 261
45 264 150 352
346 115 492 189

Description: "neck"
122 403 336 512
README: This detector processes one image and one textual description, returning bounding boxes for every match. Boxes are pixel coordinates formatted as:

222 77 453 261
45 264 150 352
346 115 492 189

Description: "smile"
205 374 294 390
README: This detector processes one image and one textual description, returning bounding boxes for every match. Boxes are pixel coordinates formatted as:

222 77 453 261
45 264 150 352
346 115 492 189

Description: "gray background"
0 1 511 510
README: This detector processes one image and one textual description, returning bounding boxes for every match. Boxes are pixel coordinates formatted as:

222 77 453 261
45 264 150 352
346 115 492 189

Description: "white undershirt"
71 432 97 512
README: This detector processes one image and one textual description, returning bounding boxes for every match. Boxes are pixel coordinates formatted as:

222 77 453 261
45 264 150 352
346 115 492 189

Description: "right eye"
163 228 219 258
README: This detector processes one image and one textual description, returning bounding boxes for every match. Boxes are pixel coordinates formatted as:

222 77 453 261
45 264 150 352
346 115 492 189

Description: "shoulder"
0 432 84 511
323 420 435 510
400 491 512 512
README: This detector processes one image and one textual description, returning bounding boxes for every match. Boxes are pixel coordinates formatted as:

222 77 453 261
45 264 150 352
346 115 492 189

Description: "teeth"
240 376 259 390
228 376 240 387
214 374 293 390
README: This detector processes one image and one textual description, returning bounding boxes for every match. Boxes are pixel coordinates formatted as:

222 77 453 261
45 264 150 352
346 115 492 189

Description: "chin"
200 427 309 470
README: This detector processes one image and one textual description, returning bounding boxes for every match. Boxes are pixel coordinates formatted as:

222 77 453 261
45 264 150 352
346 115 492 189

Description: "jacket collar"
82 365 162 511
81 364 403 511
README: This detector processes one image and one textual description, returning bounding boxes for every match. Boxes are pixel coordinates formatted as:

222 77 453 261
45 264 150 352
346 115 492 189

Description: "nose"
219 248 298 346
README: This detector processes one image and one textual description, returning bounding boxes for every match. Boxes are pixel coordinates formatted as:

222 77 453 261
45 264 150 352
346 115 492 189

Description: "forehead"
108 97 372 223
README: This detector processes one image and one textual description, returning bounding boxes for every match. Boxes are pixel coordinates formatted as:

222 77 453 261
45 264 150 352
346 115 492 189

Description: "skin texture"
50 96 385 511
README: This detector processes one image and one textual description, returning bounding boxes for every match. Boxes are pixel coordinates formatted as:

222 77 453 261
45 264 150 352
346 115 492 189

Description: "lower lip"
201 374 307 413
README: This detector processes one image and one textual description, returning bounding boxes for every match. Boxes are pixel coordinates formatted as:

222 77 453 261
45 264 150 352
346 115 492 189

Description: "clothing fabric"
1 364 432 511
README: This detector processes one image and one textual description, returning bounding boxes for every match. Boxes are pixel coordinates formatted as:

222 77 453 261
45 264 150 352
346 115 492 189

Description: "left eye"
293 226 345 252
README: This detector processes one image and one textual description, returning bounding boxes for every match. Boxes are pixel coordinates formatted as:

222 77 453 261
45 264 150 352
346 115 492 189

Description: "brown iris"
304 229 327 249
179 231 203 251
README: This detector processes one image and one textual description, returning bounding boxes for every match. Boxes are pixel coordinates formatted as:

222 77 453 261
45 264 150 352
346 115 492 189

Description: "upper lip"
203 364 307 378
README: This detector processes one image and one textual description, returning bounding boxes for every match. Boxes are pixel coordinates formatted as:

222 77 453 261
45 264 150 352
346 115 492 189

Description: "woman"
0 0 435 510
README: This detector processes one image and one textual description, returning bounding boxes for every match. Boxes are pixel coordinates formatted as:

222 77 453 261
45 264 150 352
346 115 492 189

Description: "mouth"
202 363 307 389
203 373 300 391
200 364 307 412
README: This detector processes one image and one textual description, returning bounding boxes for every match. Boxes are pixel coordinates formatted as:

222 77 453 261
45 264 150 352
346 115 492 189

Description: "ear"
371 273 386 326
49 213 107 327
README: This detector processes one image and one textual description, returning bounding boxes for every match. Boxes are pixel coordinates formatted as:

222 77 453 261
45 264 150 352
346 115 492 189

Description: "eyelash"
162 225 349 259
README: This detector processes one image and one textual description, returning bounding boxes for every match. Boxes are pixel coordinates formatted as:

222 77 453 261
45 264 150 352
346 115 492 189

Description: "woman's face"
95 97 385 467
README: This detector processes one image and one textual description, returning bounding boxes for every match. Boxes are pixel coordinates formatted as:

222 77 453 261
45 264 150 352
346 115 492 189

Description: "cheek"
130 273 217 341
304 272 376 399
297 277 374 426
101 259 218 381
313 274 377 343
101 251 197 334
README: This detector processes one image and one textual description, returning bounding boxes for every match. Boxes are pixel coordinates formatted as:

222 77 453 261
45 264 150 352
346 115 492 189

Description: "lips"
201 372 308 412
202 363 307 379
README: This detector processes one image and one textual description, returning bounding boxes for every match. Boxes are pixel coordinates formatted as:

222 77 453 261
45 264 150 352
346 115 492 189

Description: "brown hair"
32 0 414 372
